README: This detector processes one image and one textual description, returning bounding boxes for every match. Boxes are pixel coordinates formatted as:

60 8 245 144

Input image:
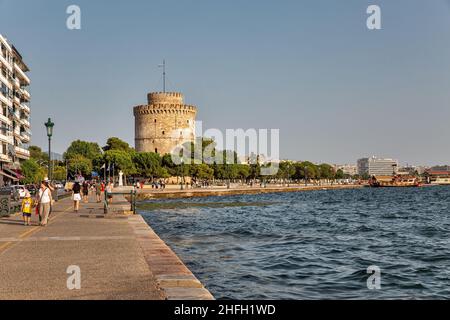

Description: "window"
155 148 158 154
162 131 165 135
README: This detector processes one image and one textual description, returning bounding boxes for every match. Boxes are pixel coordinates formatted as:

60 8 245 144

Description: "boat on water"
430 177 450 186
368 175 421 188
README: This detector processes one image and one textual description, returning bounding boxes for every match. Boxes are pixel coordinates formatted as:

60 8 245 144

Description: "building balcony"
20 103 30 114
0 133 10 143
0 91 11 106
20 132 31 143
0 72 11 89
12 77 20 89
13 63 30 85
0 153 10 162
0 113 11 124
21 88 30 100
0 54 12 72
15 146 30 159
21 118 30 128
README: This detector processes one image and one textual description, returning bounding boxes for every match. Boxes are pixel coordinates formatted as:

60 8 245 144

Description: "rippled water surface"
140 187 450 299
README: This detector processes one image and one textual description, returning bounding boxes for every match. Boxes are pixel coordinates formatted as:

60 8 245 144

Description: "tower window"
154 119 157 123
155 148 158 154
162 131 165 135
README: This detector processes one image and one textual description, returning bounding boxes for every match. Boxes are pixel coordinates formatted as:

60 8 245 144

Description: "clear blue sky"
1 0 449 166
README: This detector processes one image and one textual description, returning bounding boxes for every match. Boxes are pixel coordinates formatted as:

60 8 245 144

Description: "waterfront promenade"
0 194 213 300
137 183 364 200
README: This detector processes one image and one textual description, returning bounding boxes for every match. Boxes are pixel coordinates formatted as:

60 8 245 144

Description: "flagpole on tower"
159 60 166 93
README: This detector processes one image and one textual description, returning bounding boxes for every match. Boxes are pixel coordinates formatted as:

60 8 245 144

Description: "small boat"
368 175 421 188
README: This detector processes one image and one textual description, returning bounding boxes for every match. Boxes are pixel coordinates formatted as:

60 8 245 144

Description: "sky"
1 0 449 166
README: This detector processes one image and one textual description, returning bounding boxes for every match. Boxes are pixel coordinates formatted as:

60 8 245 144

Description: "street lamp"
180 158 184 190
44 118 54 181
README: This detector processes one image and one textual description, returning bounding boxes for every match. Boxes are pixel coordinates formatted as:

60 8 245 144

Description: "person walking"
106 180 113 204
95 182 102 203
72 181 82 212
37 181 52 227
82 181 89 203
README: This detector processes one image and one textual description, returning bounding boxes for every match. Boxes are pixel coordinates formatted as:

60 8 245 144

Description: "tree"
191 164 214 181
335 169 345 180
52 165 67 181
318 163 335 180
21 159 46 184
29 145 48 163
67 154 93 176
236 164 250 180
103 137 132 152
162 154 177 176
133 152 162 178
64 140 102 161
103 150 135 175
156 167 170 179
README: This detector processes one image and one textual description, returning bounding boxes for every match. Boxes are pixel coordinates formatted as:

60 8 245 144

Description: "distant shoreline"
136 184 364 200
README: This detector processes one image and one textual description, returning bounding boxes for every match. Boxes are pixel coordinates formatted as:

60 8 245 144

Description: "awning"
3 168 25 180
0 170 19 181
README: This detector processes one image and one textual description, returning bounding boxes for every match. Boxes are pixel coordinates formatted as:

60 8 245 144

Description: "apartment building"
0 34 31 185
357 156 398 177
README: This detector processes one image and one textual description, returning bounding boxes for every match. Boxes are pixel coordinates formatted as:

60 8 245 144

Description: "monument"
133 91 197 155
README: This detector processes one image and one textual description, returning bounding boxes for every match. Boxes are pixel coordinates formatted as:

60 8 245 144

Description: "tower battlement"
147 92 184 105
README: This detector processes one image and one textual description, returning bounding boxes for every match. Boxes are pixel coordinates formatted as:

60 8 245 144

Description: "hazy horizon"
1 0 449 167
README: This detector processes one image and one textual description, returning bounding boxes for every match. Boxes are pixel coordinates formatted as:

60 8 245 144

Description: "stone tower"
133 92 197 155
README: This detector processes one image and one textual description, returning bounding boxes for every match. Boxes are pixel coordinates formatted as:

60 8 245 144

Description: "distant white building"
334 164 357 176
357 156 398 177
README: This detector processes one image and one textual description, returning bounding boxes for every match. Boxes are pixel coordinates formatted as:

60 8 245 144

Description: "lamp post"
180 158 184 190
44 118 54 181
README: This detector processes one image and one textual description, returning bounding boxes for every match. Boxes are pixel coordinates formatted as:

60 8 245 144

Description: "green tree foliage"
318 163 335 180
335 169 345 180
191 163 214 180
64 140 102 161
103 150 135 175
52 166 67 181
103 137 132 152
67 154 93 176
21 159 46 184
132 152 162 178
29 145 49 163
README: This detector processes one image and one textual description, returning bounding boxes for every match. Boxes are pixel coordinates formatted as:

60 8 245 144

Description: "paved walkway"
0 194 164 300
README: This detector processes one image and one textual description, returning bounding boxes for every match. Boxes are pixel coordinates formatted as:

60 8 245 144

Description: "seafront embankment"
136 184 364 200
0 194 213 300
